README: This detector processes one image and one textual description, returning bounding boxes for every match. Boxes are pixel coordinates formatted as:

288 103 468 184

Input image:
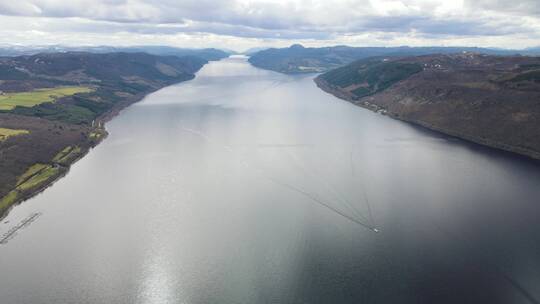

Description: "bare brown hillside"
316 53 540 160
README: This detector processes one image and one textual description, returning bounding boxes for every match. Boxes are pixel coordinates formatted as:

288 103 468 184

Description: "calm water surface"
2 56 540 304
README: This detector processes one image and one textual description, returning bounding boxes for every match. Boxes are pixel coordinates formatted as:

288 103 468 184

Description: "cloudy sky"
0 0 538 51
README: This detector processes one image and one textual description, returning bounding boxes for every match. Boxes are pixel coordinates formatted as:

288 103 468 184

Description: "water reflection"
1 56 540 304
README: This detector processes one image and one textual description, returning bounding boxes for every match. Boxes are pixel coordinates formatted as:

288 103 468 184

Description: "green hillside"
320 58 422 98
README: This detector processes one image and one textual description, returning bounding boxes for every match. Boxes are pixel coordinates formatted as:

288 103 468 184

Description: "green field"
0 86 93 110
16 165 60 192
0 191 19 213
16 164 48 186
52 146 73 163
53 146 82 165
0 127 29 141
0 164 60 213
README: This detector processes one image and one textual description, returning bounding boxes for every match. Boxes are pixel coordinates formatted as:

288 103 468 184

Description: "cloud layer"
0 0 538 51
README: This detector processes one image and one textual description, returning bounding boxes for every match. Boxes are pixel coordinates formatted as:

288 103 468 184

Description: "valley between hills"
1 45 540 218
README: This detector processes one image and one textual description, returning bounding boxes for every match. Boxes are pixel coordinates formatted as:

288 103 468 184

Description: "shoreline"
314 77 540 162
0 81 188 220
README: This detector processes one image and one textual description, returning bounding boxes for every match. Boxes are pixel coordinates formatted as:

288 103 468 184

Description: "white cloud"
0 0 538 51
0 1 42 15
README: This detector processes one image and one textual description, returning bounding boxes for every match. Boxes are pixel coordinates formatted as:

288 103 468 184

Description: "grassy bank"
0 164 63 215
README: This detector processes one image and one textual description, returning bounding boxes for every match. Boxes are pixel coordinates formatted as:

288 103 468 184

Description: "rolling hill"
248 44 523 74
0 45 230 62
316 53 540 160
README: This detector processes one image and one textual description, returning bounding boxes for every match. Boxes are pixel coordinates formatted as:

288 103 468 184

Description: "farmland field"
0 86 93 110
16 164 48 186
0 127 29 141
15 165 60 192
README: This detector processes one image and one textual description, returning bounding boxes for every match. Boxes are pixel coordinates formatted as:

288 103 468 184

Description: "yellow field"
0 127 29 141
0 86 93 110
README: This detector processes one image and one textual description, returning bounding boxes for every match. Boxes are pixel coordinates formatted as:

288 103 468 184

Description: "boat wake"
0 212 42 245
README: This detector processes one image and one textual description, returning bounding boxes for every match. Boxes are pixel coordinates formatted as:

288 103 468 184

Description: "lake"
1 56 540 304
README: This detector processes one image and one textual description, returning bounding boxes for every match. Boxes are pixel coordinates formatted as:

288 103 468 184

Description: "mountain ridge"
0 45 230 61
249 44 537 74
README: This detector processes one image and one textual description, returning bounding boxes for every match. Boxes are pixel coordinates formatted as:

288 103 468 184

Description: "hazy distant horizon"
0 42 537 55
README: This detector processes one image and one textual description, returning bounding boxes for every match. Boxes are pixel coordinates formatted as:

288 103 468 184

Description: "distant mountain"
219 48 240 55
243 47 270 55
524 47 540 55
248 44 525 74
0 45 230 61
316 53 540 160
118 46 230 61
